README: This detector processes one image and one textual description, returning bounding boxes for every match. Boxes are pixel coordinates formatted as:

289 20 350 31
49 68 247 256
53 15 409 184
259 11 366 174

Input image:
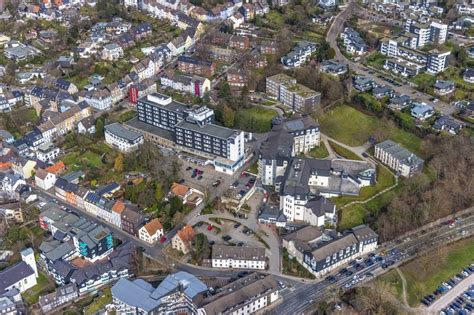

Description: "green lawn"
328 140 362 160
410 73 436 87
335 164 397 229
247 161 259 174
234 107 278 133
307 142 330 159
22 272 55 305
318 105 423 156
367 52 388 69
84 288 112 315
378 237 474 306
282 249 315 279
265 10 285 28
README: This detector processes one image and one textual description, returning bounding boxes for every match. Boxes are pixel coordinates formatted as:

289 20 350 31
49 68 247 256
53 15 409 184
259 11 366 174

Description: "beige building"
171 225 195 254
138 219 164 244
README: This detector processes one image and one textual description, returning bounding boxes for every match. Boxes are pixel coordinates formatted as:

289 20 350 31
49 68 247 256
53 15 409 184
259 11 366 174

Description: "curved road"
326 0 455 116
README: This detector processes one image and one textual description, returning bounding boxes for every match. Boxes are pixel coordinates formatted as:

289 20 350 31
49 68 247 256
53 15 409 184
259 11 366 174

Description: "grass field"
308 142 330 159
84 288 112 315
378 237 474 306
335 165 397 230
234 107 278 133
22 272 55 305
328 140 362 160
318 105 424 156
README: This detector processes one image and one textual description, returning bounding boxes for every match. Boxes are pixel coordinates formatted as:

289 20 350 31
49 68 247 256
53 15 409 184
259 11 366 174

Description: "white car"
442 282 452 289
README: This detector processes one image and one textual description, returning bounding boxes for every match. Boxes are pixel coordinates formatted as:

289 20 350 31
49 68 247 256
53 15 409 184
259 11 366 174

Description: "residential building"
177 55 216 77
260 40 278 54
129 93 245 174
281 41 317 68
411 103 434 120
104 123 144 153
172 224 195 254
433 80 455 95
82 89 112 111
160 72 211 97
3 41 39 61
340 27 367 55
302 225 378 277
464 68 474 83
226 69 248 87
375 140 424 177
266 73 321 111
432 116 464 135
121 207 145 236
319 0 336 10
39 284 79 313
102 43 124 61
405 19 447 48
35 169 57 190
77 116 96 134
138 218 163 244
211 245 266 269
111 272 207 314
36 142 61 163
282 226 323 263
11 158 36 179
198 274 280 314
321 60 348 76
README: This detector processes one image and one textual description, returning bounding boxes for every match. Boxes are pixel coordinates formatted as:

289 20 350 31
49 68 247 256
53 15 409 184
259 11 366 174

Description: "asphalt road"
270 215 474 314
326 0 455 116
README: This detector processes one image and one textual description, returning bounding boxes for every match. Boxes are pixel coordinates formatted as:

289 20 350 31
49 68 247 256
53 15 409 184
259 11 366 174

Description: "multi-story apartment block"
405 19 447 48
374 140 424 177
266 73 321 111
130 93 245 173
177 55 216 77
160 72 211 97
340 27 368 55
281 41 317 68
211 245 266 269
104 123 144 153
303 225 378 277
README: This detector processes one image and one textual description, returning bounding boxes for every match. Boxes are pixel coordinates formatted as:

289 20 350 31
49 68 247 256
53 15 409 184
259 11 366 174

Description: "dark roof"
0 261 35 294
280 158 332 196
305 196 335 217
178 55 213 67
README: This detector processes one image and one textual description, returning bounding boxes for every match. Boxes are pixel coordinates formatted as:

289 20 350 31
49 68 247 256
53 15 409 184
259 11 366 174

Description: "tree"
95 117 105 138
222 104 235 127
114 153 124 173
155 183 164 202
326 47 336 60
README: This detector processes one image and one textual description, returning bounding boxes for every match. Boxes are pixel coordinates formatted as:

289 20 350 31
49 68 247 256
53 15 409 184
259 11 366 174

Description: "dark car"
186 166 192 171
234 223 241 228
222 235 232 241
237 242 244 246
208 240 215 245
349 260 356 266
338 268 348 275
178 179 185 184
197 175 203 180
325 276 336 283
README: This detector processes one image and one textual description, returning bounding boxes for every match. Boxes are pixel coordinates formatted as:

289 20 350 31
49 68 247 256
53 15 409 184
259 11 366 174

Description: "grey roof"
282 226 322 243
280 158 332 196
0 261 35 294
305 196 335 217
175 120 238 140
259 204 286 222
433 80 454 90
212 245 266 261
376 140 424 167
309 233 359 260
40 239 75 262
351 225 378 242
105 122 143 142
111 272 207 313
61 171 85 183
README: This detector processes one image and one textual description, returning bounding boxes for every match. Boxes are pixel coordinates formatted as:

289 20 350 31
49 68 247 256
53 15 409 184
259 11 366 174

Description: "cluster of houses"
281 41 318 68
368 0 445 20
18 0 86 23
352 75 465 134
379 18 450 76
257 115 376 228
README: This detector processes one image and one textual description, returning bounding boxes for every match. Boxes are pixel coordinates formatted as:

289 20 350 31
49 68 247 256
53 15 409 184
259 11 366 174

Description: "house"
321 60 348 76
0 248 38 294
432 116 464 135
77 117 96 134
261 40 278 54
111 272 207 314
411 103 434 120
375 140 424 177
104 123 144 153
138 219 164 244
372 85 393 99
340 28 367 55
39 283 78 313
281 41 317 68
353 76 375 92
82 89 112 111
102 43 124 61
3 41 39 61
282 226 323 263
45 161 65 175
160 72 211 97
211 245 266 269
35 169 57 190
433 80 455 95
226 69 248 87
11 158 37 179
177 55 216 77
36 143 61 163
0 130 14 144
121 207 145 236
389 94 412 110
463 68 474 84
171 224 195 254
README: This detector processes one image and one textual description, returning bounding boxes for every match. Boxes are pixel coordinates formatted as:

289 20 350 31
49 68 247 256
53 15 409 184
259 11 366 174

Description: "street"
326 0 455 116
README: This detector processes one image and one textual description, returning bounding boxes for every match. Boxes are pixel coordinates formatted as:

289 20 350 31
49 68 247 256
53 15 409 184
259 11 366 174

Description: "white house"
138 219 164 244
104 123 144 153
35 169 57 190
36 143 61 164
411 103 434 120
0 248 38 294
101 43 124 61
211 245 266 270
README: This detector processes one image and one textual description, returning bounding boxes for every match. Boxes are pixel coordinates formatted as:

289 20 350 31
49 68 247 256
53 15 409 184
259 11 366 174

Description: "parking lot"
426 266 474 314
227 171 257 201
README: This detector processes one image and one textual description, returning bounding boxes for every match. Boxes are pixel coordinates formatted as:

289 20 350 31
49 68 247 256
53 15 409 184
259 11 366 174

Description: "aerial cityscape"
0 0 472 314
